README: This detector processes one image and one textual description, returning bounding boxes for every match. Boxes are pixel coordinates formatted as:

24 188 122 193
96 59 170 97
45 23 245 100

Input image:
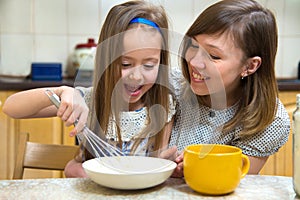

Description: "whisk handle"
45 89 61 108
45 89 80 126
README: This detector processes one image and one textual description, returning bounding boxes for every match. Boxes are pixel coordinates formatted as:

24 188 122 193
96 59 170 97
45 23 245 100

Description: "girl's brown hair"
84 0 170 160
180 0 278 136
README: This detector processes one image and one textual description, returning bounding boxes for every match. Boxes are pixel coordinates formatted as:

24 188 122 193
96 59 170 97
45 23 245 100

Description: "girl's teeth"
126 85 140 92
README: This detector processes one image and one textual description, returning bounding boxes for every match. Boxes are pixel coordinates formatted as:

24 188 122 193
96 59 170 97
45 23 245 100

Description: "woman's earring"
241 70 248 80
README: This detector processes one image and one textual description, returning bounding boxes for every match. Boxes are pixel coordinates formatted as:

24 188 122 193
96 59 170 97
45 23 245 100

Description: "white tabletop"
0 175 299 200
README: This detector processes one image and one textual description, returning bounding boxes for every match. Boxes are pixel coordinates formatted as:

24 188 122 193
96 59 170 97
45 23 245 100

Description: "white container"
67 38 97 77
293 94 300 197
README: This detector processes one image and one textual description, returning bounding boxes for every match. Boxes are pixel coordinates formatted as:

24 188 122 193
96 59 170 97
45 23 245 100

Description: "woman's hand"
159 146 178 161
159 146 184 178
171 151 184 178
55 86 89 136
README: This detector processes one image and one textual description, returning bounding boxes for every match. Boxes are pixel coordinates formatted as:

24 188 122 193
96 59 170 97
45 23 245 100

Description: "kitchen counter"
1 77 300 91
0 175 298 199
277 79 300 91
0 77 92 91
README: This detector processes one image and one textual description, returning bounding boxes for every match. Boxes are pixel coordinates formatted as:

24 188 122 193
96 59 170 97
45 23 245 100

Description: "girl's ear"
246 56 262 75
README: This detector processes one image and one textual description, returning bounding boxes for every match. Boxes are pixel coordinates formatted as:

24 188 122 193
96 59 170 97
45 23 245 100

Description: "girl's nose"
128 66 143 80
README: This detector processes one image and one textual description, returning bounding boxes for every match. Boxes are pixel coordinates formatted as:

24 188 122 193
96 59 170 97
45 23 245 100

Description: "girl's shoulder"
168 94 177 122
75 86 92 105
169 68 185 97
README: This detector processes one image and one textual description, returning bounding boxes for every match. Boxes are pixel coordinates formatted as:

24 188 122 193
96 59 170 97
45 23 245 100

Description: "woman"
168 0 290 177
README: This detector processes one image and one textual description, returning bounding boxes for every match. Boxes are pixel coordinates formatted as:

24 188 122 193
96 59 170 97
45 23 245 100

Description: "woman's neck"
199 91 241 109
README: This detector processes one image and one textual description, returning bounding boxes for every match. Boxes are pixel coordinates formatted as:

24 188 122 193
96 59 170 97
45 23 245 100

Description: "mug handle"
241 154 250 178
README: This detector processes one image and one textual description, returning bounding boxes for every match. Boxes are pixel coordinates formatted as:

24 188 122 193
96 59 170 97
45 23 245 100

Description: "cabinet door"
16 117 64 179
0 91 17 180
260 91 296 176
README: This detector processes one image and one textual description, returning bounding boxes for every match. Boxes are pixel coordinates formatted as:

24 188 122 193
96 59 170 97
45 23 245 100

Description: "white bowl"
82 156 176 190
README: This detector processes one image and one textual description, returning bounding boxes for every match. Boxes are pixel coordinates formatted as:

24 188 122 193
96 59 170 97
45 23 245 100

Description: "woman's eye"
190 43 199 49
210 55 220 60
188 38 199 49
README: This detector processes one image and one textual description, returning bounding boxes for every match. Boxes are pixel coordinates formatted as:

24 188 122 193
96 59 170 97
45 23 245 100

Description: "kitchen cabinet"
0 91 17 180
0 89 297 179
260 91 297 176
0 91 75 180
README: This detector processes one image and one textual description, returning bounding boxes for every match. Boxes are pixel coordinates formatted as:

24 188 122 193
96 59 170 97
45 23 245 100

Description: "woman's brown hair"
180 0 278 136
84 0 170 160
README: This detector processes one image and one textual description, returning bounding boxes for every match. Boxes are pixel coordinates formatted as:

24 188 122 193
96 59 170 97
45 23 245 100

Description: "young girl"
3 0 176 178
168 0 290 177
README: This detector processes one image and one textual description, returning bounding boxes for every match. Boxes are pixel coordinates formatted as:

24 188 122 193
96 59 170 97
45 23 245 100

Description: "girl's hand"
55 86 89 136
64 159 87 178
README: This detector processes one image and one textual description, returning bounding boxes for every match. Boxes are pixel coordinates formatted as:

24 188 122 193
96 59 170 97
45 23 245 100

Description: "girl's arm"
3 86 88 136
64 159 87 178
3 87 63 118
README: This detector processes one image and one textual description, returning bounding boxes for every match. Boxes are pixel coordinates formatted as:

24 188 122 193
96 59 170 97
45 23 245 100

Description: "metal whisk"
45 89 125 158
45 89 175 174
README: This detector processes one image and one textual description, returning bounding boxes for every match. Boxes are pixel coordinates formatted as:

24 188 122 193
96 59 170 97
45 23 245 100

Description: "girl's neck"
128 100 145 111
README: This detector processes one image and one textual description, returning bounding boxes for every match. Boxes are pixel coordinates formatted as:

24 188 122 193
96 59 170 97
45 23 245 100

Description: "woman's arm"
248 155 269 174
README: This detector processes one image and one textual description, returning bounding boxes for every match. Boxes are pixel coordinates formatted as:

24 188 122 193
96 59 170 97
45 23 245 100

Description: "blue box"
31 63 62 81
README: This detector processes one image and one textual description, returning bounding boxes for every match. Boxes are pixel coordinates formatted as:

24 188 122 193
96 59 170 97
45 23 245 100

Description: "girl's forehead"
123 28 162 53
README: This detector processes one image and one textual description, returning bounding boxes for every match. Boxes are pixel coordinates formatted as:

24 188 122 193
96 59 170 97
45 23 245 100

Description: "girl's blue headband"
129 17 161 33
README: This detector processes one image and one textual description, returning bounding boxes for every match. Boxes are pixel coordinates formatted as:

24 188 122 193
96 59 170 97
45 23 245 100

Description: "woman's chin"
190 85 208 96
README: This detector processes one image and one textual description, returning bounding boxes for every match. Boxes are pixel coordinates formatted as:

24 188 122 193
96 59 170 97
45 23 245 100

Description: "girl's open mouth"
124 84 143 96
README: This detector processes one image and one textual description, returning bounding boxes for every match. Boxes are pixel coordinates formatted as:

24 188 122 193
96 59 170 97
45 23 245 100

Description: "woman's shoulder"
275 98 290 123
232 98 291 157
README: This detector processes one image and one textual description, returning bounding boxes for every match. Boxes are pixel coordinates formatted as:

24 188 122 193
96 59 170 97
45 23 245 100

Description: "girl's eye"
143 64 155 69
122 63 131 68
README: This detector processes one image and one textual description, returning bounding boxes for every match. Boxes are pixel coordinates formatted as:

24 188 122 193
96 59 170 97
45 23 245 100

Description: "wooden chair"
13 132 79 179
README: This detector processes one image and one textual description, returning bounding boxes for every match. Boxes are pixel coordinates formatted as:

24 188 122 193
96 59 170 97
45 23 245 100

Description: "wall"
0 0 299 78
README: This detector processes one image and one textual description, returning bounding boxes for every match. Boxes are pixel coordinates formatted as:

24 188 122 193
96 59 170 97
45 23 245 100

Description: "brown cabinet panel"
0 91 76 180
0 91 17 180
260 92 296 176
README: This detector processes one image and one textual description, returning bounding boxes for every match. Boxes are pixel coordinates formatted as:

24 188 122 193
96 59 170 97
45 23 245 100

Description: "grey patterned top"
76 87 176 155
168 69 291 157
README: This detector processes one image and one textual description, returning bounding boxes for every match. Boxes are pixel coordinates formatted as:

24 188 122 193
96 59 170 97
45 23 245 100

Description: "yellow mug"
184 144 250 195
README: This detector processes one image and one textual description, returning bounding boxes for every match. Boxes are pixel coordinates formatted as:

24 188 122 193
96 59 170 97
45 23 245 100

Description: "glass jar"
293 94 300 196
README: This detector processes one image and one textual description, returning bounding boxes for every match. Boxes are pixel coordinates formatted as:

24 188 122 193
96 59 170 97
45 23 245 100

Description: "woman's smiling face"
120 27 161 110
185 33 246 104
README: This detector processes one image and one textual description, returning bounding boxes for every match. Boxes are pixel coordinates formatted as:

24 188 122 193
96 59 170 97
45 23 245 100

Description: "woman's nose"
190 52 206 69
